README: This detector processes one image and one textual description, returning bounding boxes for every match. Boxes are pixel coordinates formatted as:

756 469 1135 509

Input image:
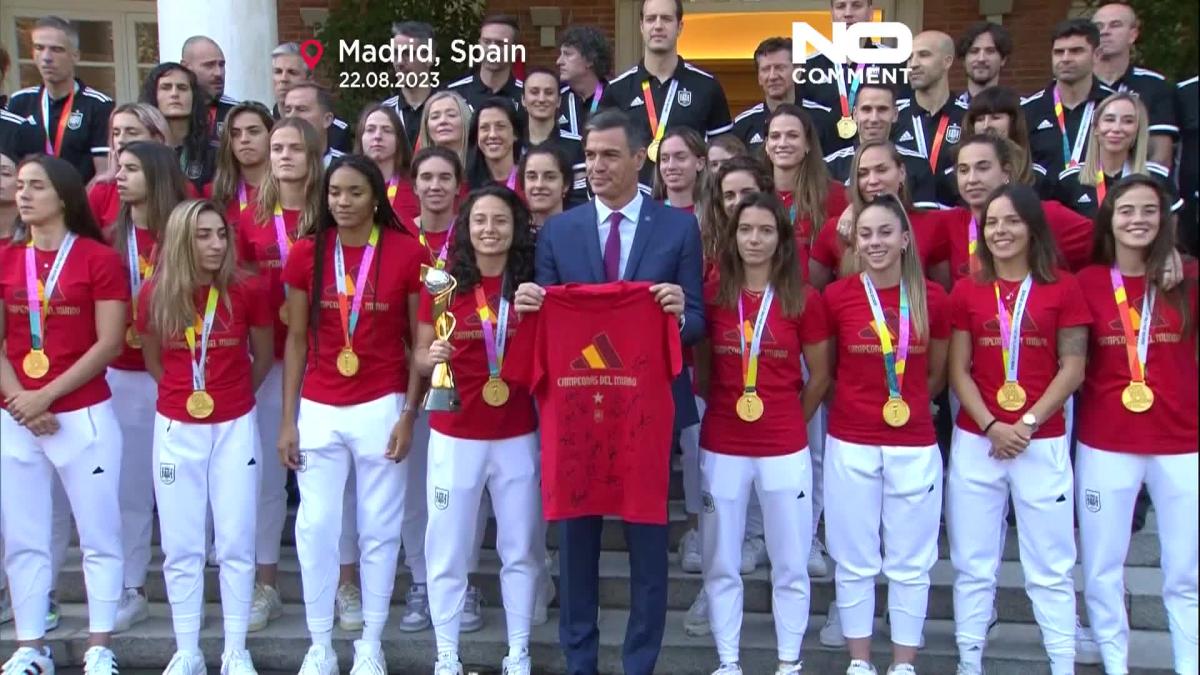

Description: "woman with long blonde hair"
89 103 173 227
208 102 275 224
418 91 472 206
651 127 708 212
138 200 273 675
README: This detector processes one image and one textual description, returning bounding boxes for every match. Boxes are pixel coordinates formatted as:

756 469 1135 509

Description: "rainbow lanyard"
417 219 453 269
334 226 381 351
967 216 982 274
474 284 510 379
237 180 249 215
861 273 910 398
994 275 1033 383
127 228 155 322
1052 86 1095 169
387 175 399 203
1109 267 1155 384
835 63 867 118
640 79 679 152
40 83 76 156
184 287 220 392
737 285 775 397
24 235 77 352
567 82 605 135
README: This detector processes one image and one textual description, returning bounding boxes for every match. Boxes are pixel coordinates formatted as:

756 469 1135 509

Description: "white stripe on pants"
255 363 287 565
295 394 407 633
1 402 123 639
153 410 260 635
700 448 812 664
426 430 541 655
1077 444 1198 675
823 435 942 646
948 427 1076 670
107 368 157 588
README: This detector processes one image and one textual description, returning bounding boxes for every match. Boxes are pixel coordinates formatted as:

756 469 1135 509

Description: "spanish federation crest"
1084 489 1101 513
67 110 84 131
946 123 962 144
701 491 715 513
159 463 176 485
297 451 308 472
434 487 450 510
677 88 693 108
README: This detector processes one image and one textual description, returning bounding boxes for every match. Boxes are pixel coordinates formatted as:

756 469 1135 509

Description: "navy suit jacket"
534 197 705 429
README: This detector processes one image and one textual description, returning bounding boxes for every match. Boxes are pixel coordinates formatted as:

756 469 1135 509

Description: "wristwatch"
1021 412 1039 433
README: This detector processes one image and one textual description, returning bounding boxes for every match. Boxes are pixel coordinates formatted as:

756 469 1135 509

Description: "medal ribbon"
590 82 604 114
417 219 453 269
916 113 952 171
237 180 249 215
24 234 77 352
334 226 381 350
505 166 518 191
126 228 155 323
473 283 510 379
41 84 76 157
967 216 982 274
994 275 1034 383
387 175 399 203
861 273 910 398
184 286 220 392
835 63 867 118
640 79 679 152
1109 267 1155 383
736 285 775 396
1052 86 1095 169
272 203 293 266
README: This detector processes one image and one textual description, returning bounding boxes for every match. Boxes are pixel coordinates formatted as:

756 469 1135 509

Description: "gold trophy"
422 265 462 411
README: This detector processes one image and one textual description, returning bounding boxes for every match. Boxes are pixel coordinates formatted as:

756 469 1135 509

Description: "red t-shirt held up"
699 282 830 456
235 206 300 359
1076 263 1199 455
108 225 157 372
810 209 949 277
942 202 1094 282
418 274 538 440
949 271 1092 438
824 276 951 446
137 277 272 423
280 227 424 407
1 237 130 413
503 282 682 525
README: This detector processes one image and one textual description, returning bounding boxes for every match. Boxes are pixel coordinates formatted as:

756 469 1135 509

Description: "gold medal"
126 325 142 349
735 393 764 422
278 304 289 326
996 380 1027 411
647 138 660 162
882 397 911 428
186 390 215 419
1121 381 1154 413
22 350 50 379
482 377 510 407
336 347 360 377
837 116 858 140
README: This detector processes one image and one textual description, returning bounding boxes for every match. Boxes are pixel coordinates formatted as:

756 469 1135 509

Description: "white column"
156 0 279 107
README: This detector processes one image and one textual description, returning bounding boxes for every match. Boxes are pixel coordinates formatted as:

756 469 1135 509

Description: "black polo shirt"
271 103 353 153
1022 79 1115 177
446 71 523 113
823 142 943 208
1052 162 1182 218
893 93 968 206
209 94 239 140
795 49 912 118
731 93 840 157
383 88 435 150
1177 76 1198 253
5 79 113 183
0 108 41 162
1099 64 1178 139
558 80 609 137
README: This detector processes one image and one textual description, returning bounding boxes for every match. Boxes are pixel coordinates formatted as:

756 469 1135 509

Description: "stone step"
0 603 1175 675
53 548 1170 631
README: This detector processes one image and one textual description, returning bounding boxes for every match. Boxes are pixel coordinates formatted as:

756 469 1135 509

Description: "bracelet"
983 418 999 434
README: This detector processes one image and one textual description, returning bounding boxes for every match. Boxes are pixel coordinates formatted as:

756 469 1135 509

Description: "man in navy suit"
514 109 705 675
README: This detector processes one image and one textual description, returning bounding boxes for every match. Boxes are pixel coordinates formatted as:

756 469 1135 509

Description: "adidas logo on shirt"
750 133 763 144
558 114 568 125
631 96 644 107
898 130 914 143
1037 119 1054 130
1079 194 1092 203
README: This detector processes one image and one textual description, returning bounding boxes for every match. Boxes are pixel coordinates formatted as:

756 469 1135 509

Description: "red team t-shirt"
779 184 850 281
1 237 130 413
824 276 951 446
949 271 1093 438
810 209 950 276
88 181 121 229
280 227 424 406
202 181 260 225
418 274 538 440
403 219 454 267
136 277 272 423
699 282 830 456
942 203 1094 282
503 282 682 525
1076 263 1199 454
236 206 300 358
389 177 421 226
108 226 157 371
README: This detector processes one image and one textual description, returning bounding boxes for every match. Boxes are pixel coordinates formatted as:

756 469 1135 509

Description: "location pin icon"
300 40 324 70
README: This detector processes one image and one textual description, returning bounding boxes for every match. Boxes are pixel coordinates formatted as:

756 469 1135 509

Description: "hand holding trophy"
423 265 462 411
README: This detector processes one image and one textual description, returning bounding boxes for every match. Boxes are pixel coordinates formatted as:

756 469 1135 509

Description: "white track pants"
683 397 772 542
700 448 813 664
153 410 260 635
823 436 942 645
107 368 156 588
1077 444 1198 675
948 428 1076 671
807 405 827 537
255 363 287 566
295 394 407 633
402 410 431 584
426 430 540 655
1 402 123 639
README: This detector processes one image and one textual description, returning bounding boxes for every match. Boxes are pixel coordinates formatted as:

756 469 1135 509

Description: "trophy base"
424 386 462 412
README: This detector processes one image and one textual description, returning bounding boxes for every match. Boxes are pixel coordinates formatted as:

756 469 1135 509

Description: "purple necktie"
603 211 622 282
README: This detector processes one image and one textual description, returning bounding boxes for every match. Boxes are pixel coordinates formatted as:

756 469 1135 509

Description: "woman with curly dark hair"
140 63 216 189
414 185 540 675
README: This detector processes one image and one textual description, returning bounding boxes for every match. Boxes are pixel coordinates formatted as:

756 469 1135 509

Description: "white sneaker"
348 640 385 675
248 583 283 632
297 645 338 675
221 649 258 675
683 589 710 637
163 650 205 675
114 588 149 633
807 538 829 578
846 661 876 675
740 536 767 574
0 594 12 624
678 528 702 573
712 664 742 675
774 662 803 675
532 572 556 626
433 654 463 675
820 603 846 647
460 586 483 633
2 647 55 675
397 584 431 633
335 583 364 631
82 646 118 675
1075 619 1101 665
500 652 531 675
885 665 915 675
